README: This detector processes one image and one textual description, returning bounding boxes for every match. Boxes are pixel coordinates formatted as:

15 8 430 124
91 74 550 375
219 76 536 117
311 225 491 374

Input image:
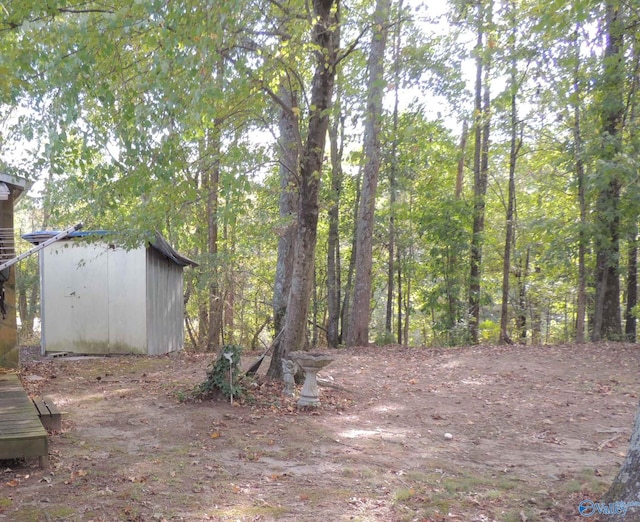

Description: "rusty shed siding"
146 247 184 355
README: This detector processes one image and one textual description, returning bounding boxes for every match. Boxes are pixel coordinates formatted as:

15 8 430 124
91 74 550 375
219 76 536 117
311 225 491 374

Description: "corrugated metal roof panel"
22 230 197 267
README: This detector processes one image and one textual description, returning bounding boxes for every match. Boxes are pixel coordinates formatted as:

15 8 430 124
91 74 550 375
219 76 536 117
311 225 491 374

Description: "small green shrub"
195 344 246 400
374 330 396 346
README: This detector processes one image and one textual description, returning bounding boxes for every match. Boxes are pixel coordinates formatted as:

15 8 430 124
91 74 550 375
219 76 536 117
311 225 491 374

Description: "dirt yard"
2 342 639 521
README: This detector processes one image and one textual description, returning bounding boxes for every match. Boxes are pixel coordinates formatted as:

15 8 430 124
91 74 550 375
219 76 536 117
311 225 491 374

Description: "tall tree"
592 0 625 342
468 0 493 345
205 60 224 350
499 0 522 345
571 20 588 344
385 0 404 344
623 32 640 342
274 0 339 369
326 88 344 349
347 0 392 347
270 82 300 363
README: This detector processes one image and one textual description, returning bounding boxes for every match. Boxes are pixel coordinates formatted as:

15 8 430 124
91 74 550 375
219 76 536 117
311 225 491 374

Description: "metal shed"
22 231 197 356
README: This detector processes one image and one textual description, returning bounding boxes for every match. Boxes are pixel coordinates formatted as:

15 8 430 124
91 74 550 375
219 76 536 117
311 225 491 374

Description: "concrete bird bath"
289 352 334 407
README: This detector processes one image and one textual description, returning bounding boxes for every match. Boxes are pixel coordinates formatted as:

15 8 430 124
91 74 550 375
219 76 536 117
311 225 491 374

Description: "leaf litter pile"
3 342 640 521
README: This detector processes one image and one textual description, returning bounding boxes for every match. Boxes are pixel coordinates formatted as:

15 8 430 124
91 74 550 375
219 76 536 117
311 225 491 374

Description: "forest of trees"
1 0 639 373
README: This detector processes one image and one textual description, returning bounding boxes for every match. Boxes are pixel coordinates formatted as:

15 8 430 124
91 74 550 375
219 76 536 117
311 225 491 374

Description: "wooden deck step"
0 374 49 468
32 397 62 431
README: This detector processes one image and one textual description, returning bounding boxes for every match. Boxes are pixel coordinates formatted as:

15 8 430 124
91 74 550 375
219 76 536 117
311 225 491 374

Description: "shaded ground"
1 342 639 521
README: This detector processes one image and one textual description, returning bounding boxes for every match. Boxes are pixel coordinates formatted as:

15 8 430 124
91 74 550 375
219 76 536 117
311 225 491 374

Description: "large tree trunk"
624 29 640 343
347 0 391 347
275 0 339 368
341 168 361 344
385 0 403 342
515 249 529 343
499 13 520 345
203 58 226 351
206 125 223 350
397 248 403 344
224 213 236 344
592 0 624 342
625 233 638 341
571 23 588 344
468 0 492 345
267 84 300 378
205 152 222 350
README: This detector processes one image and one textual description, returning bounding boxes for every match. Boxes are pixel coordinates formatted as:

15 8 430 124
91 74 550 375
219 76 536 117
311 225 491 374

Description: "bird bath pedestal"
289 352 333 408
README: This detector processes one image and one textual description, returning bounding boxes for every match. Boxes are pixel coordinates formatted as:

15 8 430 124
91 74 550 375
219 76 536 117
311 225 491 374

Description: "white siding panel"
42 242 109 353
107 246 147 354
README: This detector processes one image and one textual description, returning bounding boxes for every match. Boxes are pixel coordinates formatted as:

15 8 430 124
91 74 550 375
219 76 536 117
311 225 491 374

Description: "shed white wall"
41 242 147 354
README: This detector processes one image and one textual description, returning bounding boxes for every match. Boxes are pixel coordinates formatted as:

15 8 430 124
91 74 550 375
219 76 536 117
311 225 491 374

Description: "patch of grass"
502 507 537 522
0 497 12 509
564 479 583 493
420 494 452 518
10 506 74 522
483 489 504 500
47 506 77 518
392 468 532 522
10 507 41 522
560 468 609 496
395 487 417 502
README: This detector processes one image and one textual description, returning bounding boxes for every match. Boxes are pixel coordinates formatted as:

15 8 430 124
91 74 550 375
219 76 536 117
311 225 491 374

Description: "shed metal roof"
22 230 198 268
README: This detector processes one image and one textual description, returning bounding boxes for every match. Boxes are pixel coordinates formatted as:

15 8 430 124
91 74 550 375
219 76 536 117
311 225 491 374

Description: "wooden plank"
0 373 49 467
32 397 62 431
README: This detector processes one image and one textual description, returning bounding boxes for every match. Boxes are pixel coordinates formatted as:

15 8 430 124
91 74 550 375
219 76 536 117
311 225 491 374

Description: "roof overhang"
0 173 31 203
22 230 198 268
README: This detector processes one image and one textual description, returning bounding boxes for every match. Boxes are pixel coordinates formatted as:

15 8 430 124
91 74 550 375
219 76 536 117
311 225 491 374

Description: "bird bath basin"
289 352 334 407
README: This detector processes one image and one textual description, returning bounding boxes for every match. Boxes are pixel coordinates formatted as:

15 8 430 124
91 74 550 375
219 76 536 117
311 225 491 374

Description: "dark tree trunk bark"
206 122 223 351
397 249 403 345
326 87 344 349
625 233 638 342
592 0 624 342
468 0 492 345
515 249 529 343
385 0 403 342
347 0 391 347
267 84 300 379
277 0 339 365
571 22 588 344
499 15 520 345
341 169 361 344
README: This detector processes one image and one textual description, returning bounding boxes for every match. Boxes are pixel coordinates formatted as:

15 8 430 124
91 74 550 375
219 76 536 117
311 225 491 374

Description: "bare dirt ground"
2 342 639 521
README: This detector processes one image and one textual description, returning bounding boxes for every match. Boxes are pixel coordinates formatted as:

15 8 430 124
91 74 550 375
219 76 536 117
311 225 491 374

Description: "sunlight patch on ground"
339 428 384 439
337 427 410 441
371 403 405 413
54 387 138 407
